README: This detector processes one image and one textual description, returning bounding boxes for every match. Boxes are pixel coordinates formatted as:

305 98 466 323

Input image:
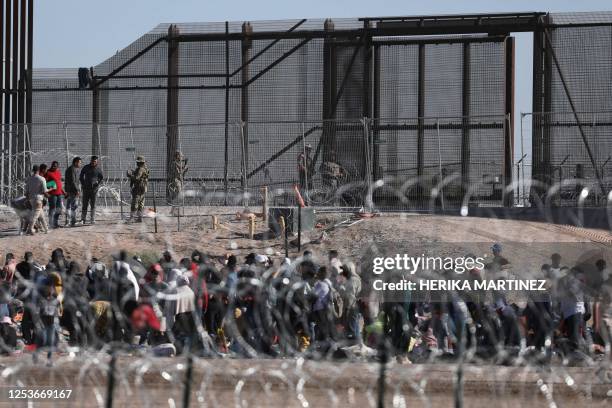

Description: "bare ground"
0 205 610 268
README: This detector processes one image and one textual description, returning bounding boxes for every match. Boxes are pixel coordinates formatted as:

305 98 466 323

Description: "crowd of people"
11 154 150 235
0 244 611 365
12 156 103 235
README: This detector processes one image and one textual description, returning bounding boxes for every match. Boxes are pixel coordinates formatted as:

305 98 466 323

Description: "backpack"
326 280 344 319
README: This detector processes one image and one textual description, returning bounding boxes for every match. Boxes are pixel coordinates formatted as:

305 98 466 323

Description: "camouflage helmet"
136 155 146 163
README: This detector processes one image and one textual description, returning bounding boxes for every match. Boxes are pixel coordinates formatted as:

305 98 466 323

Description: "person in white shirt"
24 165 49 235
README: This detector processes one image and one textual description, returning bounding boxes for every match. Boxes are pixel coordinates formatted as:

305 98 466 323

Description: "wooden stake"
212 215 218 230
279 215 286 235
249 216 255 240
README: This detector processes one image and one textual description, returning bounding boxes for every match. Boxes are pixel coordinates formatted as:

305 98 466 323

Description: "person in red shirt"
44 161 65 229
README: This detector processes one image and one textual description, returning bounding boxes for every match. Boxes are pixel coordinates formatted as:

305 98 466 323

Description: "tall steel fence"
1 116 509 212
521 111 612 208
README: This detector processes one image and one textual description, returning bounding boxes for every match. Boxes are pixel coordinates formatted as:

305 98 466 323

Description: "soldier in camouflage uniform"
168 150 188 202
126 156 149 223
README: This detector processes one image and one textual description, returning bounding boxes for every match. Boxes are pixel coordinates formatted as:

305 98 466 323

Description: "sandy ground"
0 205 610 268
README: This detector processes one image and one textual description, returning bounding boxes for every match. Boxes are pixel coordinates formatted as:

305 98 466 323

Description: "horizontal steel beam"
538 121 612 127
93 73 227 80
374 123 504 131
374 35 506 46
359 12 546 21
32 84 242 92
148 177 241 182
174 30 358 42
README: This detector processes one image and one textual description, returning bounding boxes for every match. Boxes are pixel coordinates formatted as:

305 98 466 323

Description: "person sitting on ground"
1 253 17 288
0 315 17 355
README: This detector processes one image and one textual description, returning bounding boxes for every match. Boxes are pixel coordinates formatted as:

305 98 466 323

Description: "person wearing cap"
489 243 509 270
79 156 104 225
126 155 150 223
297 143 314 193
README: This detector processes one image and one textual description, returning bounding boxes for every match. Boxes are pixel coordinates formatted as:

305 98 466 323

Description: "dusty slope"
0 206 609 269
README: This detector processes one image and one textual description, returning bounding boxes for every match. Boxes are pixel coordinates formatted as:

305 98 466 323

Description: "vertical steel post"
17 0 25 125
1 125 4 203
417 44 425 197
0 2 4 129
153 183 158 233
7 124 10 199
531 31 543 201
503 36 515 206
520 114 525 204
4 0 12 126
532 15 551 197
92 67 100 157
363 118 374 211
372 44 380 180
436 119 445 211
223 21 230 204
297 205 302 252
1 0 13 199
239 122 248 206
283 216 289 257
17 0 25 182
167 24 180 201
460 42 470 200
0 4 3 203
63 122 69 168
116 126 124 219
241 22 251 190
11 0 17 128
321 19 336 161
25 0 32 127
362 21 372 181
361 20 371 118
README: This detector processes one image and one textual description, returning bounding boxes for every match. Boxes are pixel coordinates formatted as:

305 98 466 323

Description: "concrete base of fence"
435 206 611 231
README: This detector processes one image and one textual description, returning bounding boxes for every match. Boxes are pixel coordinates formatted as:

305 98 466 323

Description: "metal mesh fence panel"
530 111 612 207
1 117 509 211
244 120 368 208
371 116 506 210
529 15 612 207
